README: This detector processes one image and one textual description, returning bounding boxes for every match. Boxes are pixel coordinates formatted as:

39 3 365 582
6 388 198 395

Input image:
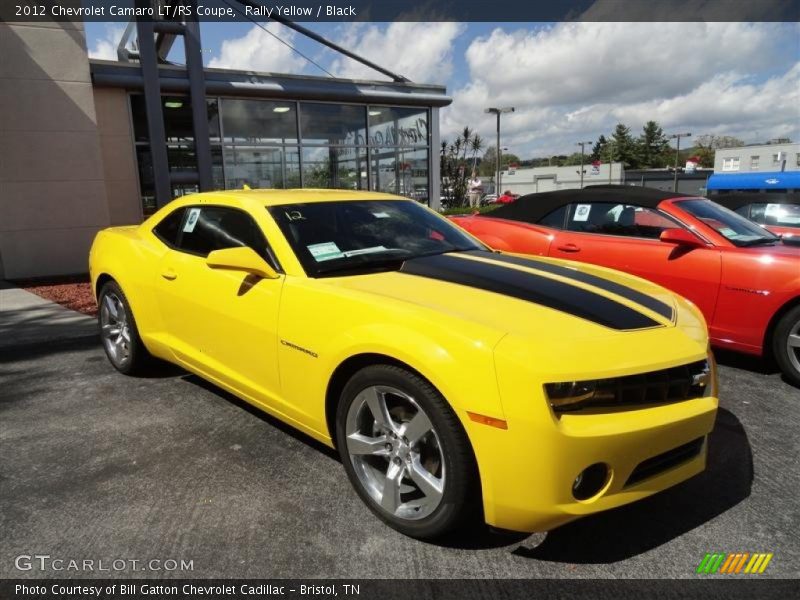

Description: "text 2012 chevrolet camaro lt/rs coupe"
89 189 718 539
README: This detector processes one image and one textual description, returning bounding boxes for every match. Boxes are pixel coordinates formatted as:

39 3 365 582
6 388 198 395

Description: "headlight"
545 358 713 414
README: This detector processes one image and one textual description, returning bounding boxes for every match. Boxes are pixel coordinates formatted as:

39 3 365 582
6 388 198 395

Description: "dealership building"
0 16 450 279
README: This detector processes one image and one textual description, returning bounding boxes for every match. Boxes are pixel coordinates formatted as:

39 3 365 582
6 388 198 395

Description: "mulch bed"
13 275 98 317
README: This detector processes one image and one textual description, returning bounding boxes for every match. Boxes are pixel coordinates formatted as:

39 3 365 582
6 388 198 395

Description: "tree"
693 134 746 168
610 123 638 168
636 121 671 168
440 127 486 207
590 135 608 161
478 146 521 177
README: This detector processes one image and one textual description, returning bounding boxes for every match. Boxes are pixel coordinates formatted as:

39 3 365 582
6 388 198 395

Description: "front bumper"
465 396 718 533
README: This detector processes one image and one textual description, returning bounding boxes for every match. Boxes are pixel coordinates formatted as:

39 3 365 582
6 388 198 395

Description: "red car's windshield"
675 199 781 247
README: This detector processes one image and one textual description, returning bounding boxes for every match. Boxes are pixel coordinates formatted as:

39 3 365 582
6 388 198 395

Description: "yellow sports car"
89 189 718 539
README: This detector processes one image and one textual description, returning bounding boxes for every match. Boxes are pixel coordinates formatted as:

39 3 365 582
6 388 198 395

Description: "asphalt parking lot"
1 337 798 579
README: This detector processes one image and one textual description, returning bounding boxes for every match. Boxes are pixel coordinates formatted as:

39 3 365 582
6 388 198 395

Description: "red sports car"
450 186 800 385
711 192 800 245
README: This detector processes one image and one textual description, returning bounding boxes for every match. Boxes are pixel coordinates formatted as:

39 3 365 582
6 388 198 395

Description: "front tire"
98 281 151 375
335 364 478 539
773 305 800 387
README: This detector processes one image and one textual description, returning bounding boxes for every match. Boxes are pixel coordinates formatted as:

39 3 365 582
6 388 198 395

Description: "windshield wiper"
739 237 780 247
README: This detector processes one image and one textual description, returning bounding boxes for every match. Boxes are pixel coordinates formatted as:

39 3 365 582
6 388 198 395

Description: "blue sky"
85 21 800 158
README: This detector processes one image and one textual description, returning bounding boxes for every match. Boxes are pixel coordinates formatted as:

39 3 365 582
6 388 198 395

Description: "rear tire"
98 281 151 375
773 304 800 387
335 364 479 539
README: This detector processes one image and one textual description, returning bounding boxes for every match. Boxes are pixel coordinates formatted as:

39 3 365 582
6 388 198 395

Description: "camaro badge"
280 339 318 358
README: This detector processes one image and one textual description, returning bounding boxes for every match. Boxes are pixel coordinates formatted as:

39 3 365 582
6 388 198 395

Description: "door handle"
556 243 581 253
161 268 177 281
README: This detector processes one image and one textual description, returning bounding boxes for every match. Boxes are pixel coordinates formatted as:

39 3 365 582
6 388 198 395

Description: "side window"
538 205 568 229
152 207 186 247
567 203 678 239
752 203 800 226
175 206 278 267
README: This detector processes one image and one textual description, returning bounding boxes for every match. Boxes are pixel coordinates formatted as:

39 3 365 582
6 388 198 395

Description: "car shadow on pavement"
181 373 340 461
714 348 779 376
714 349 799 389
511 407 753 563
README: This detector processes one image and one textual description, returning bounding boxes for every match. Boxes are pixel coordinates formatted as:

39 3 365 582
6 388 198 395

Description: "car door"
547 202 722 320
154 205 284 403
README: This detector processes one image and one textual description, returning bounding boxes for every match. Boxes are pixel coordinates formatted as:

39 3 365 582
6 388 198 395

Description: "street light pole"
485 107 514 196
669 132 692 192
575 140 593 188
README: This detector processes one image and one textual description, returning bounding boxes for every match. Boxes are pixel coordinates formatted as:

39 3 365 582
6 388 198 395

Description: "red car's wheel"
773 304 800 386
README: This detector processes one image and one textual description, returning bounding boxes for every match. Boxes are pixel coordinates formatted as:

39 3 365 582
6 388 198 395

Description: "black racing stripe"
464 250 674 321
401 254 660 331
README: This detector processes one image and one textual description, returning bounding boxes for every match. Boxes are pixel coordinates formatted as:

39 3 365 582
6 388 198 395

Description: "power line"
221 0 335 78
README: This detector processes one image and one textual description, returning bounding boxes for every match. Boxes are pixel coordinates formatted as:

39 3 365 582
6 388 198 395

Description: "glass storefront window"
131 94 432 212
368 106 428 148
371 147 429 202
300 103 367 146
223 145 301 189
221 99 298 144
302 146 367 190
131 95 220 143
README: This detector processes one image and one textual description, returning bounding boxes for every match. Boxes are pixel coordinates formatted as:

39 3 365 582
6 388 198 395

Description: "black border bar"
2 0 798 23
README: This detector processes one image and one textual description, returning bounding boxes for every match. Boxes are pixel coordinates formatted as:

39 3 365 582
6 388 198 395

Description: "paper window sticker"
573 204 592 222
183 208 201 232
307 242 344 262
371 211 391 218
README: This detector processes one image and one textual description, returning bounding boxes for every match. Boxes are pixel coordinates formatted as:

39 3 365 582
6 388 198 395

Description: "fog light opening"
572 463 609 500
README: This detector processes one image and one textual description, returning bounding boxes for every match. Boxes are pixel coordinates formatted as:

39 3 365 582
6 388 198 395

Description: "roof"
706 171 800 191
487 185 692 223
712 192 800 210
193 188 407 207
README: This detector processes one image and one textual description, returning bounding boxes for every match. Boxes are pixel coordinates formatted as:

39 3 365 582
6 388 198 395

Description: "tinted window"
538 205 568 229
153 207 186 247
749 203 800 227
566 203 678 239
175 206 276 265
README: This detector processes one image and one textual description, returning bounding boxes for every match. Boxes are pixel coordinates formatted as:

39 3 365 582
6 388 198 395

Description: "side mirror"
659 228 705 248
206 247 280 279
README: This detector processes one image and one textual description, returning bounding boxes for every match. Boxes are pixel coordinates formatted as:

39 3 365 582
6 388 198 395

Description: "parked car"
90 189 717 539
496 190 519 204
481 193 498 205
450 185 800 385
711 192 800 245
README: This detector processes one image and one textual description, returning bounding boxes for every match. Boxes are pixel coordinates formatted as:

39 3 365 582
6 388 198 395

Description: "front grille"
625 437 705 486
565 359 710 412
600 359 709 406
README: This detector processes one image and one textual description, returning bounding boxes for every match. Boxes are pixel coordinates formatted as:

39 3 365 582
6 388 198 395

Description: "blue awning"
707 171 800 191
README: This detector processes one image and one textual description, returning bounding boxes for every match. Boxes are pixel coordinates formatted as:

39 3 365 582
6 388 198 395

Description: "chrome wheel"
788 319 800 375
345 385 445 520
100 292 131 367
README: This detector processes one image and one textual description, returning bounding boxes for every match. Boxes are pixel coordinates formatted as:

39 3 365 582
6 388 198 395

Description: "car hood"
327 250 682 343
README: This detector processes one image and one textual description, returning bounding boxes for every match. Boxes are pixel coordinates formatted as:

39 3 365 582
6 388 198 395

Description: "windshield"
268 200 484 276
675 199 780 247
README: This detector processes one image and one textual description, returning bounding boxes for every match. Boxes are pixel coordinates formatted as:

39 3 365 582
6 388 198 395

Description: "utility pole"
575 140 593 188
485 107 514 195
669 132 692 192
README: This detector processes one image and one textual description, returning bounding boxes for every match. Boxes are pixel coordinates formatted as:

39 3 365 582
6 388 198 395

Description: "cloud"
328 22 465 83
208 23 308 74
443 22 800 156
87 25 125 61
